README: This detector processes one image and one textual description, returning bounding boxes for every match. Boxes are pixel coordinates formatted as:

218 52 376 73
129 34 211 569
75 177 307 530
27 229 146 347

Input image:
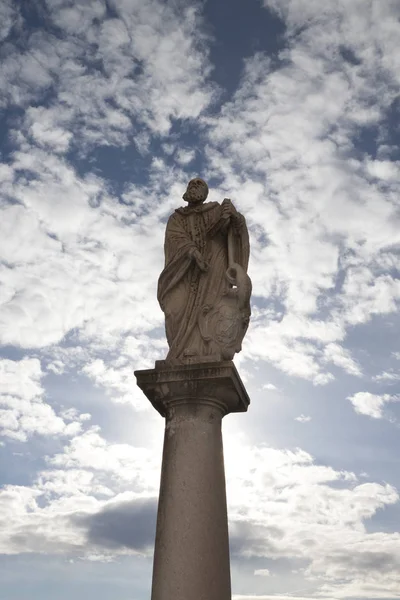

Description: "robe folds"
158 201 250 363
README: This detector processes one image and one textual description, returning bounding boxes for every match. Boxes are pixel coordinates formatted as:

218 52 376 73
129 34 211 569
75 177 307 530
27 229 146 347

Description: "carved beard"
183 186 207 204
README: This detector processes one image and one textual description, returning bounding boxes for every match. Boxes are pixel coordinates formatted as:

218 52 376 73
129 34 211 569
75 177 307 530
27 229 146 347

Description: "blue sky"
1 0 400 599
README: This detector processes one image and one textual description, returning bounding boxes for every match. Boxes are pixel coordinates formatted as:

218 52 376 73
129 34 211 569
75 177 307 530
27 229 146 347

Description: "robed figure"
158 178 252 364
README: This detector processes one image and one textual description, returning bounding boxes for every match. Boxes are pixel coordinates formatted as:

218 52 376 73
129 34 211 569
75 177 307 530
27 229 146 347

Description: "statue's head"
183 178 209 204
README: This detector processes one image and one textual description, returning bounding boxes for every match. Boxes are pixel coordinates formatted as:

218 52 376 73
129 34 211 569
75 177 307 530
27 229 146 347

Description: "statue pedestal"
135 361 250 600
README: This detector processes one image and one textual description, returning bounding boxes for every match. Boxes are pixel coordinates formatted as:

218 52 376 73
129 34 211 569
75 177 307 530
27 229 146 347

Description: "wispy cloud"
295 414 311 423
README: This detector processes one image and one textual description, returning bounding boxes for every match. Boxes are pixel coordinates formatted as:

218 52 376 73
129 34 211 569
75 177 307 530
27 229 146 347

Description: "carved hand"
221 198 233 220
221 198 240 223
189 248 209 272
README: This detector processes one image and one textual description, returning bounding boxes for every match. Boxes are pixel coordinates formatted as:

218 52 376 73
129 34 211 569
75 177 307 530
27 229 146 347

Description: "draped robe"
158 201 250 363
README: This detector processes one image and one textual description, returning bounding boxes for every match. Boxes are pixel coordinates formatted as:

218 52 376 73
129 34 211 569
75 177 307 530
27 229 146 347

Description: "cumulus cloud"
81 333 167 408
0 0 398 394
175 148 196 166
347 391 400 419
2 0 397 392
0 0 215 360
0 423 398 600
0 484 88 555
201 0 400 382
82 358 149 410
0 0 215 144
0 1 400 598
224 434 400 596
0 424 161 556
48 427 161 493
0 147 169 350
0 358 85 441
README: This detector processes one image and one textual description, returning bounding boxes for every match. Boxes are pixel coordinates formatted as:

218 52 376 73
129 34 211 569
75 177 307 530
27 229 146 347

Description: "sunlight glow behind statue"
157 178 252 363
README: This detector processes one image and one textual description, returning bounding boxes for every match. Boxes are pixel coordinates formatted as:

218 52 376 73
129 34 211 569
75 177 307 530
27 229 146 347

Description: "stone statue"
157 178 252 364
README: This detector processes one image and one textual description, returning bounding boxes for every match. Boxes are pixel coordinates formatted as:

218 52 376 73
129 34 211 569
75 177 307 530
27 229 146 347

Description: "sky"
0 0 400 599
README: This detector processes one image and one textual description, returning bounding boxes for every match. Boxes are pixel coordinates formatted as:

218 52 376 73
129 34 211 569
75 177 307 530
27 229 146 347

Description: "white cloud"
46 360 66 375
0 1 400 597
347 391 400 419
26 106 73 153
60 408 91 423
0 357 43 400
366 158 400 181
322 343 362 377
0 422 398 600
0 430 397 580
295 415 311 423
245 326 335 385
262 383 278 391
0 0 216 362
82 358 148 410
373 371 400 383
340 269 400 326
48 427 161 490
254 569 271 577
224 434 400 598
0 150 165 349
24 0 216 147
0 358 84 441
0 424 161 556
0 483 93 555
6 0 392 388
201 0 400 384
317 576 400 599
0 0 19 43
37 469 113 499
175 148 196 166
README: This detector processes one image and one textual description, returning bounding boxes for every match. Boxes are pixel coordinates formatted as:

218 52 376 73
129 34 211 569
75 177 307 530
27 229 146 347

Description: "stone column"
135 361 249 600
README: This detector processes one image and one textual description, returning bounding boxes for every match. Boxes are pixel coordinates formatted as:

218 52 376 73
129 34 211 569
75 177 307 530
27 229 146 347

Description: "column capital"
135 360 250 417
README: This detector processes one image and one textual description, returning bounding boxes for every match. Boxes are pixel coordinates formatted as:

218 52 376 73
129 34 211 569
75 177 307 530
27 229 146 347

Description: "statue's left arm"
207 200 249 270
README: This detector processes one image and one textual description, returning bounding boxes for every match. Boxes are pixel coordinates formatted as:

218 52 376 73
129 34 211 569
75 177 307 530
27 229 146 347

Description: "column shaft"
151 400 231 600
134 361 250 600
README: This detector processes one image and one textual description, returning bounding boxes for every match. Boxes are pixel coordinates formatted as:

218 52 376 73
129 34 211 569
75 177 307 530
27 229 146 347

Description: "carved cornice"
135 360 250 417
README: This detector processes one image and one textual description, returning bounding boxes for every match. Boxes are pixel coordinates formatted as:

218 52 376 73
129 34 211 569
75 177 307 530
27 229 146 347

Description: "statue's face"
183 178 209 204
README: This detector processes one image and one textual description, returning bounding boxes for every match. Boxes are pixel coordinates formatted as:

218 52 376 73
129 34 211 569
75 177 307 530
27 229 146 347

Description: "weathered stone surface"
135 360 250 417
134 362 250 600
157 178 252 365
